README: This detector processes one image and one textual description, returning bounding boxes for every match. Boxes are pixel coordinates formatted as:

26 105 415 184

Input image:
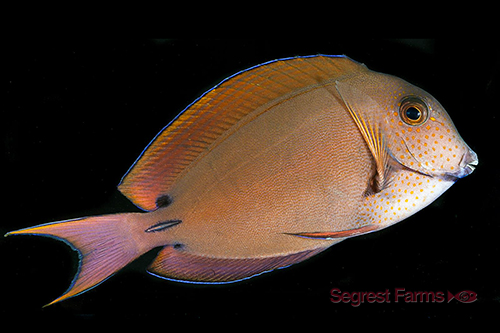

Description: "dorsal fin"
118 55 367 211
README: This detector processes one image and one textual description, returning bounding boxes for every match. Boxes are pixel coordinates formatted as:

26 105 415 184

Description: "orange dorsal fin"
118 55 366 211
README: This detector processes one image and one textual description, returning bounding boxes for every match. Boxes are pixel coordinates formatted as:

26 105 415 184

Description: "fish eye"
399 96 428 126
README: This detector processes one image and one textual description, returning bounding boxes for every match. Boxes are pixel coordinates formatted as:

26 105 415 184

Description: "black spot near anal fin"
145 219 182 233
173 243 184 250
156 195 173 208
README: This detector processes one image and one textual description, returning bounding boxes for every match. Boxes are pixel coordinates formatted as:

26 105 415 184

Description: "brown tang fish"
6 55 478 306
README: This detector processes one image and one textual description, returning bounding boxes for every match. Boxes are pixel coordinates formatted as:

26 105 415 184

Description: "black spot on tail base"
145 220 182 233
156 195 173 208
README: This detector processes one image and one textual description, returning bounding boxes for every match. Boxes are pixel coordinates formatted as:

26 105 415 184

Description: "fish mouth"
464 159 478 174
445 149 478 180
458 149 478 177
403 139 478 181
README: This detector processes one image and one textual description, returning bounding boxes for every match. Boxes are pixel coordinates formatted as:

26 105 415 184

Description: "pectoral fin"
335 80 392 193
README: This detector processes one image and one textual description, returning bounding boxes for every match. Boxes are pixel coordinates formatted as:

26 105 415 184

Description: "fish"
5 55 478 306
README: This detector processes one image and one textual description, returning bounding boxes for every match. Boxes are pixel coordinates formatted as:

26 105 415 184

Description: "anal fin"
147 246 325 283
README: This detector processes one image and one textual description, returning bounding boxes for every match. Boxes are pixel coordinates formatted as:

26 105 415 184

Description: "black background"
2 39 499 322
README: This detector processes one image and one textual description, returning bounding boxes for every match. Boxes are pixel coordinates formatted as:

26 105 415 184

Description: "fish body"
6 55 477 305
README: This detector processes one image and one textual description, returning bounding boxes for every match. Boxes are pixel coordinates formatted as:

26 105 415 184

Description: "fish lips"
443 149 478 181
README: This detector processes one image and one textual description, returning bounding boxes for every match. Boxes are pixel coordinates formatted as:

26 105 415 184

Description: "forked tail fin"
5 213 142 306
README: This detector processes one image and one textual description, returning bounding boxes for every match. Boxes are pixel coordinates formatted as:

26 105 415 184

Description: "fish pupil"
405 107 421 121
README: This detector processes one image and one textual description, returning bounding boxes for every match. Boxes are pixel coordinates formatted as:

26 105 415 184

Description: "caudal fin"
6 213 142 306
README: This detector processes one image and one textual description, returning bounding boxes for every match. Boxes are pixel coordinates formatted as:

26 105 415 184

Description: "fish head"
335 68 479 230
378 76 478 181
336 71 478 182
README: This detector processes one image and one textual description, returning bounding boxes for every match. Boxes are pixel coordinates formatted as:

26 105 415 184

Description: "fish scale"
5 55 477 306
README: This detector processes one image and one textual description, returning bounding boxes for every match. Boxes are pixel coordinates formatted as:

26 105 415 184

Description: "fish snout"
456 148 478 178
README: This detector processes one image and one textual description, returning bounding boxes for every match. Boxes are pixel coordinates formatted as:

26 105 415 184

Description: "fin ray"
148 246 325 283
6 214 141 306
335 80 392 193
